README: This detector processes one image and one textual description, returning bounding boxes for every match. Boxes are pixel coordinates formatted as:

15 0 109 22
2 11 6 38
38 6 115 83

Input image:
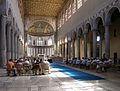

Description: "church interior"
0 0 120 91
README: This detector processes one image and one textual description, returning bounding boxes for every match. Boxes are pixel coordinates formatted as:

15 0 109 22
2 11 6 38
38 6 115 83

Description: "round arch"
85 23 93 58
107 7 120 64
106 7 120 25
95 17 105 58
95 17 104 27
8 8 12 16
86 23 91 33
73 31 77 40
77 27 82 37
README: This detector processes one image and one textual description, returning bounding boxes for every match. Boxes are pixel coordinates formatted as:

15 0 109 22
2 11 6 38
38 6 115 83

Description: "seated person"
96 61 103 72
76 59 80 65
32 59 41 75
24 59 30 65
16 60 24 75
86 59 91 69
6 59 17 76
41 59 51 74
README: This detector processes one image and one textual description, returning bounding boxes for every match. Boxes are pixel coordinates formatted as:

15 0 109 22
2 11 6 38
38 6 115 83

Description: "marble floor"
0 64 120 91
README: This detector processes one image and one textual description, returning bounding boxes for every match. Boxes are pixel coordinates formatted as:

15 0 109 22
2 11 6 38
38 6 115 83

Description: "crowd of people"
6 57 51 76
65 57 112 73
6 56 113 76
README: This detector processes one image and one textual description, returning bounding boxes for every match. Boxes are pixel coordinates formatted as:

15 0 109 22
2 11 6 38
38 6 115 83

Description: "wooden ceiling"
23 0 66 17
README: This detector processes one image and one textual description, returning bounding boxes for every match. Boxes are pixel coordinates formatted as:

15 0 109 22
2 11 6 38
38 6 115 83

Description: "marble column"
11 29 15 59
14 33 18 59
42 48 43 54
45 48 47 55
32 48 33 56
60 45 62 56
38 48 39 54
65 43 66 58
46 48 47 55
62 44 64 57
52 47 54 55
35 48 36 56
61 44 63 57
21 43 24 57
66 42 68 60
50 48 52 56
68 41 71 59
19 42 21 57
49 48 51 56
31 47 33 56
93 30 97 58
63 43 65 58
47 48 49 56
77 36 80 60
34 48 35 56
30 48 32 56
105 25 110 59
40 48 41 54
48 48 50 56
44 48 45 55
0 15 7 67
72 38 75 58
37 48 38 55
39 48 40 54
43 48 45 54
99 35 102 58
20 42 22 57
16 35 19 59
84 33 87 58
17 36 20 58
6 24 12 60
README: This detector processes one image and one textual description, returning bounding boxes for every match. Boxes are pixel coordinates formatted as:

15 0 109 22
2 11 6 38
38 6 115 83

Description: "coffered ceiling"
23 0 66 17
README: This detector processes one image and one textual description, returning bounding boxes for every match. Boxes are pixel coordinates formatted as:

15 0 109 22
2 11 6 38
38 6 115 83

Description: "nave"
0 62 120 91
0 0 120 91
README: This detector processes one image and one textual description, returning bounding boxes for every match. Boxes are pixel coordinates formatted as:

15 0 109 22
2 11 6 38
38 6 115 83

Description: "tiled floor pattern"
0 65 120 91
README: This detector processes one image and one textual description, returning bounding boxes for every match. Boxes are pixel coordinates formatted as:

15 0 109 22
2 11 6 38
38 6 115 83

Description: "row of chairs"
64 58 112 72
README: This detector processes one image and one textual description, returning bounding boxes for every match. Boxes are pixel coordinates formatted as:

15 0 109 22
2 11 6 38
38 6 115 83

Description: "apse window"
77 0 82 9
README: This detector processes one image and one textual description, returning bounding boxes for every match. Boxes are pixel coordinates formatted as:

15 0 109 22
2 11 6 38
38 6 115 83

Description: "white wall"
7 0 24 38
58 0 114 39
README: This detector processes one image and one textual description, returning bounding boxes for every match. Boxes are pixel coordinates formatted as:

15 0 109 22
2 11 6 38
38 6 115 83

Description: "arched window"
72 0 77 14
65 9 68 21
67 1 71 19
61 12 64 26
77 0 82 9
57 17 60 29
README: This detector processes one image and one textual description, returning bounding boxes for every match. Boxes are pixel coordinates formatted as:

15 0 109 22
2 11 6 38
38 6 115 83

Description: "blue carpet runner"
51 63 104 81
